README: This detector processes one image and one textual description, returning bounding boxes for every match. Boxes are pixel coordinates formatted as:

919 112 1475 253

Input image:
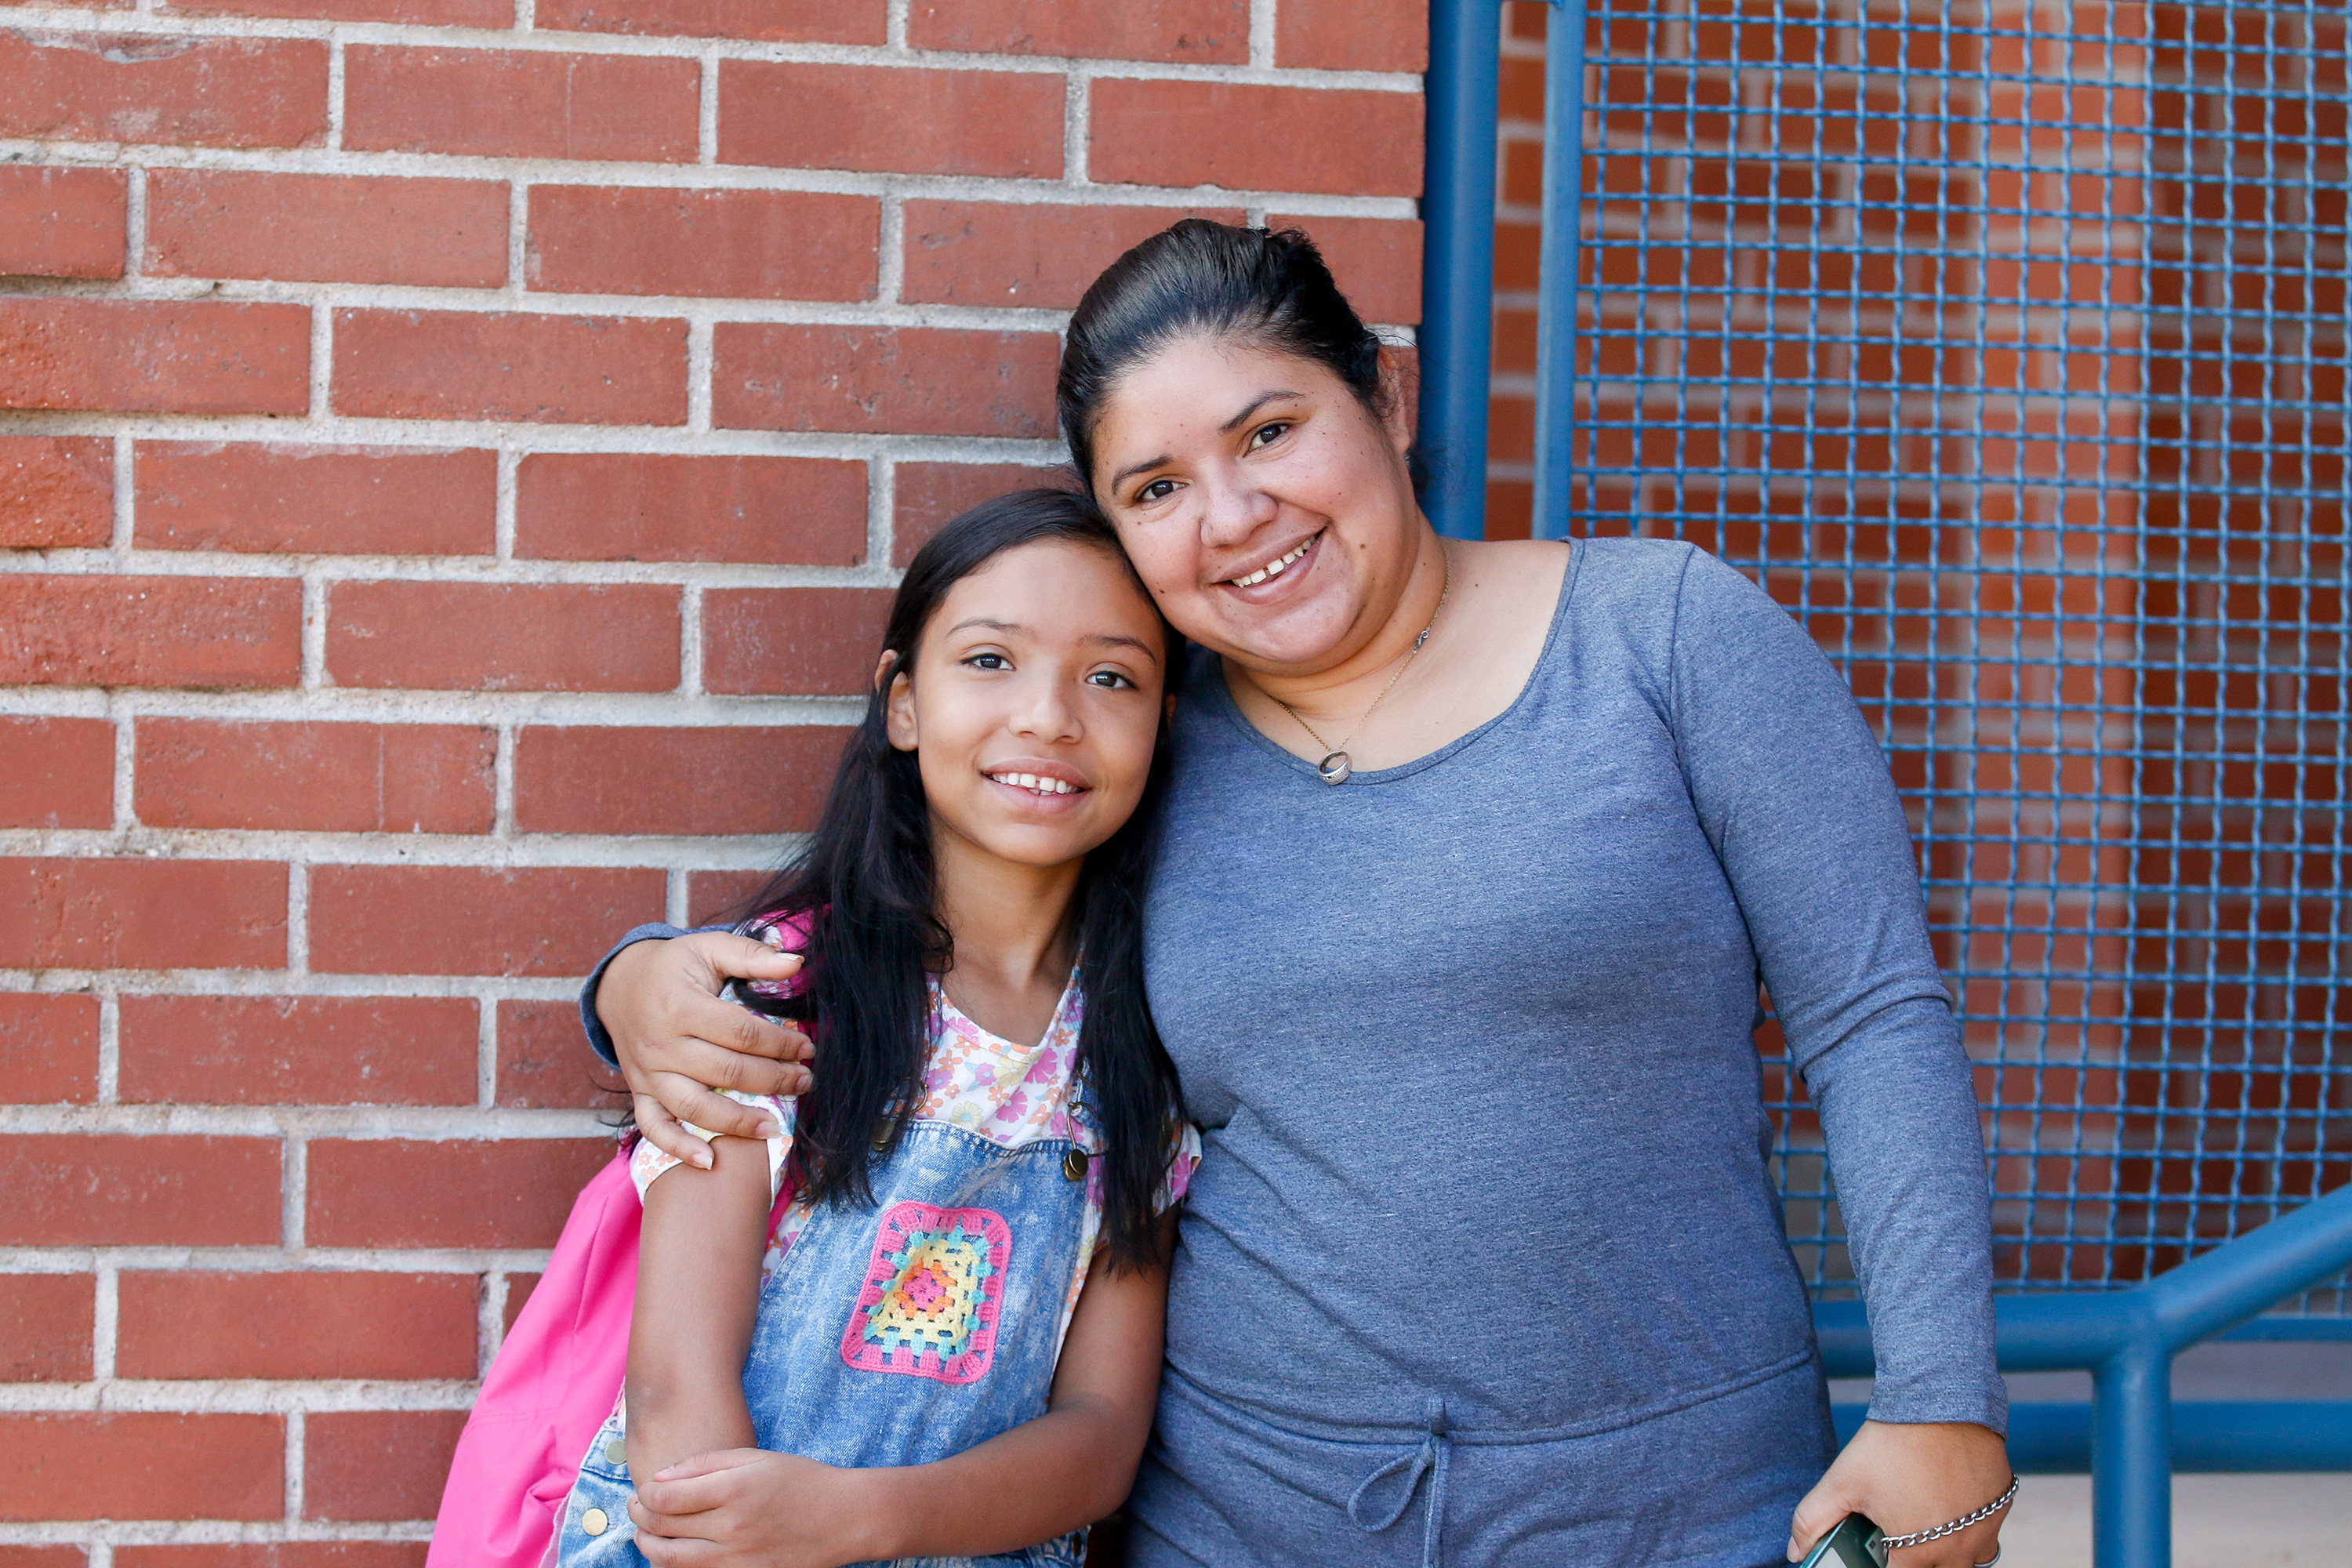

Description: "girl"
502 489 1195 1568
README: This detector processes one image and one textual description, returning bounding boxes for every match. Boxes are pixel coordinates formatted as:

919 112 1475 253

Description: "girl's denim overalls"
558 1118 1095 1568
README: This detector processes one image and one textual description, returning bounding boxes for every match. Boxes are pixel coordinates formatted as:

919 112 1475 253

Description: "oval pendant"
1316 750 1352 786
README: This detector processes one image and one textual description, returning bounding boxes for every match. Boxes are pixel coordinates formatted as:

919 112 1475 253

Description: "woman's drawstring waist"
1345 1396 1453 1568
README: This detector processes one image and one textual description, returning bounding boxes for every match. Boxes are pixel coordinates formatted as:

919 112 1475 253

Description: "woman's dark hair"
731 488 1184 1265
1057 218 1425 496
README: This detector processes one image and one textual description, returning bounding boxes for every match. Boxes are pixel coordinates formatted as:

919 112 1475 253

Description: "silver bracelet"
1877 1475 2020 1553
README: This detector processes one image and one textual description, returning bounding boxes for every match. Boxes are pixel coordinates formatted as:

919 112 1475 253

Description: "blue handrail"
1819 1181 2352 1563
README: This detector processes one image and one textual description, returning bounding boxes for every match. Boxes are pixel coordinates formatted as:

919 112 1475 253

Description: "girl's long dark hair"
734 488 1183 1265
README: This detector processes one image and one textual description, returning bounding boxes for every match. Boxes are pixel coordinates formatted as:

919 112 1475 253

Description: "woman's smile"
1216 529 1323 601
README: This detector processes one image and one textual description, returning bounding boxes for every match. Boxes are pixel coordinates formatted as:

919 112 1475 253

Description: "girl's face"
1087 333 1421 677
886 539 1168 871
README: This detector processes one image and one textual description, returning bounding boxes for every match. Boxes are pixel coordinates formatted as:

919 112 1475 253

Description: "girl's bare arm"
626 1134 771 1478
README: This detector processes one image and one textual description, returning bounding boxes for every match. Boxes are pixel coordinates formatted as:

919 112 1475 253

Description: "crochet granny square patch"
841 1202 1011 1383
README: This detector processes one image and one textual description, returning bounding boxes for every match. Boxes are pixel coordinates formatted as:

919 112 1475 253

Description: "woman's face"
885 539 1167 873
1087 334 1422 676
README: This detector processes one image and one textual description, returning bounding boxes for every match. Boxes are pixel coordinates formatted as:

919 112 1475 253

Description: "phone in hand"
1798 1514 1889 1568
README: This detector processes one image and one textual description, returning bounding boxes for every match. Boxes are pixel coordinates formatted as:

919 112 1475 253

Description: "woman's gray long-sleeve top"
1137 538 2002 1440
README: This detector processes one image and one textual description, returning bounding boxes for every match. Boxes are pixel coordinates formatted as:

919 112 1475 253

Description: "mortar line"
699 49 721 165
122 165 146 282
108 433 134 559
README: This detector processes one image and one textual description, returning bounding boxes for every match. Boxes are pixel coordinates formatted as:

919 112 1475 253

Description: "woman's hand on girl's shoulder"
601 933 814 1169
629 1447 888 1568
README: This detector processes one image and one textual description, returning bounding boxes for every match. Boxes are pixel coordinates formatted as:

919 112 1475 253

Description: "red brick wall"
0 2 1425 1555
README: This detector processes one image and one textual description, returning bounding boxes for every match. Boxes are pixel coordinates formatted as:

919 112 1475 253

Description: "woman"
583 223 2011 1568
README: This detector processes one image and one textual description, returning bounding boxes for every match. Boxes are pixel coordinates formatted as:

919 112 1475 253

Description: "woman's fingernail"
755 1120 782 1138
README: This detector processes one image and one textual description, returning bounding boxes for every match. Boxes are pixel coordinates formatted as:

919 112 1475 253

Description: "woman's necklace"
1271 559 1451 786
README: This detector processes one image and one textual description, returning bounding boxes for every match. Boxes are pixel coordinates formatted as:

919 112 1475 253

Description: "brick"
892 461 1072 566
117 1272 476 1381
308 866 666 977
513 725 847 835
344 46 698 163
117 996 478 1106
0 1548 83 1566
1267 213 1423 325
501 1272 542 1336
720 62 1061 179
687 869 772 925
713 325 1058 438
528 186 877 302
908 0 1245 62
0 995 98 1104
0 299 309 416
0 166 125 279
1091 80 1422 197
0 859 286 970
898 201 1241 310
307 1138 615 1247
327 581 681 693
135 719 495 833
0 33 327 149
701 589 895 695
0 435 111 548
0 1136 279 1246
0 575 302 688
0 1414 282 1521
495 1000 623 1109
147 172 506 289
0 717 113 829
136 442 498 557
305 1410 469 1522
0 1275 92 1381
118 1549 426 1568
515 453 866 566
332 310 688 426
1277 0 1428 71
172 0 506 21
538 0 880 41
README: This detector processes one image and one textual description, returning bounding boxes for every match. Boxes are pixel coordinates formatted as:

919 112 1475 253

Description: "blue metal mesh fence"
1528 0 2349 1305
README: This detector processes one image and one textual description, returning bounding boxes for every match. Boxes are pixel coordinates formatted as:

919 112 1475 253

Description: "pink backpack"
428 1149 640 1568
432 914 810 1566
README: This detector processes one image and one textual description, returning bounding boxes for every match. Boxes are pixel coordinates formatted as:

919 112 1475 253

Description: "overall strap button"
582 1508 609 1537
1062 1148 1089 1181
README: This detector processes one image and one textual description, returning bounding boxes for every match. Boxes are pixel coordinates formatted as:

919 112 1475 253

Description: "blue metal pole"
1417 0 1501 541
1530 0 1590 540
2092 1346 2173 1568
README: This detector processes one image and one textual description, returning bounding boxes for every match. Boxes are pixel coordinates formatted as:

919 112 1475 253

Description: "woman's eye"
1250 421 1290 448
1087 670 1135 689
1137 478 1178 503
964 652 1010 670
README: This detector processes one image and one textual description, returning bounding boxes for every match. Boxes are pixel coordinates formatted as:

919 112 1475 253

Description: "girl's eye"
1087 670 1135 689
1137 477 1178 503
1250 421 1290 448
964 652 1010 670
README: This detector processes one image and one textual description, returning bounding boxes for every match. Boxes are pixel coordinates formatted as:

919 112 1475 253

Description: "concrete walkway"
2000 1475 2350 1567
